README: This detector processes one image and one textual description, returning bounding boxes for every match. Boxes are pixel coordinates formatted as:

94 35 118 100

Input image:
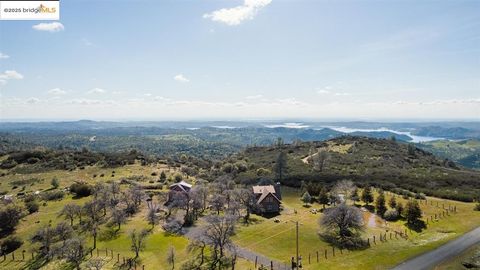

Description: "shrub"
0 236 23 255
384 209 399 221
69 183 92 198
25 200 39 214
50 177 59 189
474 203 480 211
0 205 24 232
41 190 64 201
162 219 183 234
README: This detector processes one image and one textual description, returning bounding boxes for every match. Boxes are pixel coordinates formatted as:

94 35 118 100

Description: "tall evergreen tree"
318 187 329 209
405 200 422 225
375 191 387 217
361 186 374 206
274 151 287 182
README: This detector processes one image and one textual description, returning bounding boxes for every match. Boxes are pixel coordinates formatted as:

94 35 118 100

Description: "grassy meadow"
232 187 480 270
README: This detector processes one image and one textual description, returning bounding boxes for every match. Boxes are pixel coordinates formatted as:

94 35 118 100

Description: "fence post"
255 256 257 268
97 249 99 257
105 249 108 256
316 251 319 263
325 249 327 259
373 235 376 244
22 250 25 261
308 254 311 264
31 252 34 260
271 261 273 270
332 247 335 257
117 253 120 262
11 252 14 261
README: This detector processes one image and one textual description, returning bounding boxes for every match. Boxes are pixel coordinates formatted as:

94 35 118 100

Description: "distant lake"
322 126 444 143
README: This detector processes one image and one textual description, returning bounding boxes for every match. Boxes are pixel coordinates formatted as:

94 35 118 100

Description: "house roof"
252 185 276 194
169 180 192 192
252 185 281 204
257 191 281 204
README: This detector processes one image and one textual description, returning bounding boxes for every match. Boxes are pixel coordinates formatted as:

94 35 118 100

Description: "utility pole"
296 221 299 269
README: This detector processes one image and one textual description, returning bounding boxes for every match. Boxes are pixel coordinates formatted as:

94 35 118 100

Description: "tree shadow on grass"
319 233 370 251
406 220 427 233
241 216 263 226
19 256 48 270
98 226 120 241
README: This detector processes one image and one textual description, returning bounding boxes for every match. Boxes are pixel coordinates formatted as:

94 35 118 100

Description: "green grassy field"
232 187 480 270
0 164 254 270
2 163 480 269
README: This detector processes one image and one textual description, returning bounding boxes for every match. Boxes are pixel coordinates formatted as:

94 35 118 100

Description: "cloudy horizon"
1 0 479 121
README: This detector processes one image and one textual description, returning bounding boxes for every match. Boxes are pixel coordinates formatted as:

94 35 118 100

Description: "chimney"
274 182 282 200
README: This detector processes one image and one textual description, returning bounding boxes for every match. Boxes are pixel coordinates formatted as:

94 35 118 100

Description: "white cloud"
174 74 190 83
316 86 351 96
0 70 24 80
47 88 67 95
203 0 272 26
0 53 9 59
32 22 65 32
245 94 263 99
87 88 106 94
26 97 40 104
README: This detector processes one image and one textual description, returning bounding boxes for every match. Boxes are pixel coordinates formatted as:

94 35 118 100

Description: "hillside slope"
418 139 480 169
233 136 480 201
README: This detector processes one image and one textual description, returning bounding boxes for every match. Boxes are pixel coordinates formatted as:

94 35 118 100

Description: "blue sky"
0 0 479 120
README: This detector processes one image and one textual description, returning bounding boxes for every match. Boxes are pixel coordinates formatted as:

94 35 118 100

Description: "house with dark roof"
169 180 192 193
252 184 281 214
167 180 192 203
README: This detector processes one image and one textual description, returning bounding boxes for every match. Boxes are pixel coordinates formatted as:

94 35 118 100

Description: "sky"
0 0 479 121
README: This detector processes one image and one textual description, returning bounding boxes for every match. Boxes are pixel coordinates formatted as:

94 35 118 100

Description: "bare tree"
201 215 238 265
146 204 159 228
233 188 257 223
319 204 365 248
313 149 329 171
130 229 149 258
83 200 103 249
111 208 127 231
332 180 355 203
209 195 226 215
61 237 85 270
31 224 56 257
191 185 209 212
86 258 105 270
60 203 81 226
109 181 121 207
187 230 207 266
55 222 73 245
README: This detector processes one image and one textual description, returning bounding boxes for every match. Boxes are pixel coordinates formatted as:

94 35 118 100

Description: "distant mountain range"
0 120 479 168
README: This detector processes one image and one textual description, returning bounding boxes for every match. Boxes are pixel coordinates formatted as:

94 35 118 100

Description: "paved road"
393 226 480 270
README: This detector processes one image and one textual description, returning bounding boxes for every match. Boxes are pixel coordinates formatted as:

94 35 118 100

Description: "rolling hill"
232 136 480 201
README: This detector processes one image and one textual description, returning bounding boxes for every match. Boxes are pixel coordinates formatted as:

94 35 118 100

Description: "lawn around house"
1 163 480 270
232 186 480 270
